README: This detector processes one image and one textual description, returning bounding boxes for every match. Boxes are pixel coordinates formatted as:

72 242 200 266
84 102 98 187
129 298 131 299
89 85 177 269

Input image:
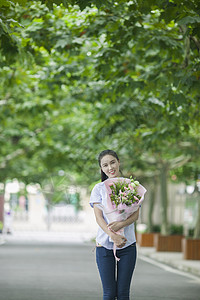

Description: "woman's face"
100 155 120 178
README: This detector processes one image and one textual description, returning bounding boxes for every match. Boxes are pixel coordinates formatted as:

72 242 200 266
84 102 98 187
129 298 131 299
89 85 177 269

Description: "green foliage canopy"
0 0 199 186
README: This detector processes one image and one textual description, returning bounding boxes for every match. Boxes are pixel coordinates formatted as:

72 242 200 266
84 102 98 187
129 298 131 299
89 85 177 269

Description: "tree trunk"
42 183 54 231
194 195 200 239
147 178 157 232
160 164 169 235
46 199 51 231
0 194 4 232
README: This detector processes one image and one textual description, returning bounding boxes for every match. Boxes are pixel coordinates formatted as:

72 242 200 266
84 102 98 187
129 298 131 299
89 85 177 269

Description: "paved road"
0 242 200 300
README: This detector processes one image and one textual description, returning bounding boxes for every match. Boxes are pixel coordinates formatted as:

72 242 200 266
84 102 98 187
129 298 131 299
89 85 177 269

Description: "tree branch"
190 36 200 53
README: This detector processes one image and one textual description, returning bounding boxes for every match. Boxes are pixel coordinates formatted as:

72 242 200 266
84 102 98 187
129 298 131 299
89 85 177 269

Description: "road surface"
0 241 199 300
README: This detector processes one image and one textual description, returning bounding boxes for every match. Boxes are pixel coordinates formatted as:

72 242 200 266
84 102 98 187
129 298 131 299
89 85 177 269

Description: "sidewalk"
0 230 95 244
1 231 200 279
138 246 200 278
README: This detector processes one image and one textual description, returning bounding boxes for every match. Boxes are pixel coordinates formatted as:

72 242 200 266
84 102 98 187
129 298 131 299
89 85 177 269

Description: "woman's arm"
108 208 140 233
93 204 127 248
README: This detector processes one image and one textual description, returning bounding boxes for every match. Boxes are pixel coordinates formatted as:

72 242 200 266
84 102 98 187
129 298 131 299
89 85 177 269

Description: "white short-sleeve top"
90 181 136 250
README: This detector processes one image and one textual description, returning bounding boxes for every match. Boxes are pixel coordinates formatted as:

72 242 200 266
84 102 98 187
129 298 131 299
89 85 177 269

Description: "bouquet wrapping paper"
96 177 146 261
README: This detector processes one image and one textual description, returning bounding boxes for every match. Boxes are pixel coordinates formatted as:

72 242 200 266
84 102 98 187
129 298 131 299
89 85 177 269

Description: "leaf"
0 0 11 7
0 18 12 34
147 97 165 107
55 37 70 48
178 16 200 25
7 18 24 28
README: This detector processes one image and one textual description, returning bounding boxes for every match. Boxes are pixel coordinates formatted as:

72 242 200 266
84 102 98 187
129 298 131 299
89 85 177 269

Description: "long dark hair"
98 149 120 182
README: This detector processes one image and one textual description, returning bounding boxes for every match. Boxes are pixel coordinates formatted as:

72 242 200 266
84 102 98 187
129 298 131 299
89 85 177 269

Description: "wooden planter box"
137 233 157 247
182 238 200 260
154 234 183 252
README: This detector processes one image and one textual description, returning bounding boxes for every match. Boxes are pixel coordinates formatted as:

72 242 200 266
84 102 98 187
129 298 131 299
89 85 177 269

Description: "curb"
138 247 200 279
149 255 200 278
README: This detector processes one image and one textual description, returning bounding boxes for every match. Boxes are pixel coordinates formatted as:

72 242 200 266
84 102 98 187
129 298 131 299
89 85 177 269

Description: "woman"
90 149 140 300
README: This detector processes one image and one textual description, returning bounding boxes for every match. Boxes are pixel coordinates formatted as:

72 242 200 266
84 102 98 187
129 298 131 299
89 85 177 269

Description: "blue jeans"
96 243 137 300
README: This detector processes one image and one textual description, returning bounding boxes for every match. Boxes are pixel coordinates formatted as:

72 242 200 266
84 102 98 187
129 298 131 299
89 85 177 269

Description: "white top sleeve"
89 183 102 208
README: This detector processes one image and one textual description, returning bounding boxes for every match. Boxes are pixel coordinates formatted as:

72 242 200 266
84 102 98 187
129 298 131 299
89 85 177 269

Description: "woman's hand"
108 209 140 233
107 221 124 233
110 232 127 248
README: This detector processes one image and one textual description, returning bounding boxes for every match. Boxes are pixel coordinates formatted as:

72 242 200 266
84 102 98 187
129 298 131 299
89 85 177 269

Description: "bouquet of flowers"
96 177 146 261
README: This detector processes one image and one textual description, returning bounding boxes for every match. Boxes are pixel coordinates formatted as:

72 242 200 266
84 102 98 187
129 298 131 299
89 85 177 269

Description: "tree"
0 0 200 235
